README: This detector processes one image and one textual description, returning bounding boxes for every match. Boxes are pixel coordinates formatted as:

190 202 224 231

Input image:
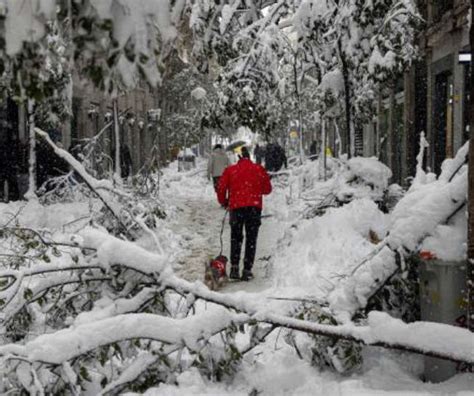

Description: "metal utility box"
419 258 467 383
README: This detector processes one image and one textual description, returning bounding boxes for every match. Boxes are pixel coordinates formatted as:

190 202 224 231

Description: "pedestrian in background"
207 144 230 191
254 143 264 165
264 142 287 173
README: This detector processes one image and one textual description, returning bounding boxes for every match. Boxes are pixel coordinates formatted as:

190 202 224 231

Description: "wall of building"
425 0 470 173
362 0 470 186
70 74 159 176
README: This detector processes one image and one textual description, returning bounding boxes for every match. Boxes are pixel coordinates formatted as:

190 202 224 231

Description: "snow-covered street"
162 160 281 293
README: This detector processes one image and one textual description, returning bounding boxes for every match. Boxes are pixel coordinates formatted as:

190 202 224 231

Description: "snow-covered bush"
281 156 394 220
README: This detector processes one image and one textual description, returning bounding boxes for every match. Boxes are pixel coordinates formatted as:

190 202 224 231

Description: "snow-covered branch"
76 227 474 365
327 142 469 321
0 309 248 365
35 127 131 235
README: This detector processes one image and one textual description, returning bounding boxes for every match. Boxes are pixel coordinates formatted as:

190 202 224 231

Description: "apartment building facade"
363 0 470 185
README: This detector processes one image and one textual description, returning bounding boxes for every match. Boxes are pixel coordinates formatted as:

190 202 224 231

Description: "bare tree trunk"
338 40 352 157
113 98 121 181
320 119 327 180
25 99 37 200
334 119 342 158
290 46 305 164
467 0 474 332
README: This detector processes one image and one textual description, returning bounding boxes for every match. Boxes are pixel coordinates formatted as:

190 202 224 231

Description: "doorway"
433 71 453 174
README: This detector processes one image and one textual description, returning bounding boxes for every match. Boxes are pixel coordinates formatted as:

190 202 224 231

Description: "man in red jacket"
217 147 272 281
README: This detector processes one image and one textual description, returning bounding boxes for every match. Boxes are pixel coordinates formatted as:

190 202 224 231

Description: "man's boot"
241 268 253 281
229 265 240 280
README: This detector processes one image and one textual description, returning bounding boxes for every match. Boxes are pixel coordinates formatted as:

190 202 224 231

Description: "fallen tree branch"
326 142 470 321
35 128 131 237
0 309 249 365
77 228 474 365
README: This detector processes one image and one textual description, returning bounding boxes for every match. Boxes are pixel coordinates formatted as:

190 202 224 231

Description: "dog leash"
219 209 228 256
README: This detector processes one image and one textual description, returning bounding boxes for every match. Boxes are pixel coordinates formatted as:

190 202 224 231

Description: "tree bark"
25 99 37 200
113 98 121 181
467 0 474 332
338 40 352 157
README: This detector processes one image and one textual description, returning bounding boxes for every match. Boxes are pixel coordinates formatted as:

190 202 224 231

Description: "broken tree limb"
75 228 474 365
0 309 250 365
326 142 470 322
35 127 131 237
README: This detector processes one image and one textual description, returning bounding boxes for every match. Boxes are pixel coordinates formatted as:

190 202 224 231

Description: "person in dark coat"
264 142 287 173
309 140 318 161
217 147 272 281
254 144 265 165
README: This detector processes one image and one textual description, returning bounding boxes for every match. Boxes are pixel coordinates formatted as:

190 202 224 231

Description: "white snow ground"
150 159 474 396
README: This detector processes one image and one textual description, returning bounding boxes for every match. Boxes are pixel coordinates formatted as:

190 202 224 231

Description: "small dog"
204 255 228 291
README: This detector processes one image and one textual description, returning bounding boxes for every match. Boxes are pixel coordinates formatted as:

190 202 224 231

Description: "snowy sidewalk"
162 161 281 293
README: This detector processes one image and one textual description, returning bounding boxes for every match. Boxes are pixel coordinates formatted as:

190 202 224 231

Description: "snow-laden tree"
0 0 180 94
160 64 216 149
189 0 292 137
0 11 72 197
33 21 72 130
294 0 420 156
188 0 420 156
0 0 187 191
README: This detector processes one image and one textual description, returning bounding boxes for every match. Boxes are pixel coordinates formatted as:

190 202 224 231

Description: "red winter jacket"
217 158 272 210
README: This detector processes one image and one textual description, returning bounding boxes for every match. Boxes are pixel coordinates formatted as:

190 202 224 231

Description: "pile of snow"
272 199 388 299
292 157 393 212
420 210 466 261
347 157 392 191
336 157 392 203
388 142 468 253
326 142 468 321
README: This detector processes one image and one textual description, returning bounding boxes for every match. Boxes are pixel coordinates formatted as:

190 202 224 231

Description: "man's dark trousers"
212 176 220 192
230 206 261 271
